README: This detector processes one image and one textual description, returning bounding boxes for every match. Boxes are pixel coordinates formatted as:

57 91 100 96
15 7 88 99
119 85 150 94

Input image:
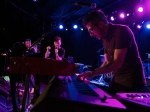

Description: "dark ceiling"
1 0 143 27
0 0 149 48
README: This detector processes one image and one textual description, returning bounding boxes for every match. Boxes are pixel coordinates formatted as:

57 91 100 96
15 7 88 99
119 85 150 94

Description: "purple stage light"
137 25 142 29
127 13 130 16
110 16 115 21
138 7 143 12
33 0 38 2
120 13 125 18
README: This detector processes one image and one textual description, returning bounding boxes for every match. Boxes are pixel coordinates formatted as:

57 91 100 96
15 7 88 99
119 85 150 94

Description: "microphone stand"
96 47 104 54
93 47 104 81
3 42 22 112
96 47 104 68
146 53 150 78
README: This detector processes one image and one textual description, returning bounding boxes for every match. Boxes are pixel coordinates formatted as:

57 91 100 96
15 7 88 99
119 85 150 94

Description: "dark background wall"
0 0 150 70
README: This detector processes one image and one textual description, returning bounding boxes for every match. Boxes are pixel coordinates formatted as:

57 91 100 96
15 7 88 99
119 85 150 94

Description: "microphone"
55 46 58 49
70 2 96 9
55 46 58 55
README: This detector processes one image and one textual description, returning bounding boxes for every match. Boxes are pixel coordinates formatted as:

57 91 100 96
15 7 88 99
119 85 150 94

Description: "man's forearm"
93 63 112 76
100 61 109 68
45 51 50 58
55 54 62 60
93 60 121 76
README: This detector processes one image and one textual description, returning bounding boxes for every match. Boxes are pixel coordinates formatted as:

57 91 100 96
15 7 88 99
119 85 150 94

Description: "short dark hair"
24 38 31 41
82 9 108 28
54 36 61 42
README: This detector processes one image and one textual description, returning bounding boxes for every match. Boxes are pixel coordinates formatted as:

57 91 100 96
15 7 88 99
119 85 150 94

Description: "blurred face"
54 40 61 48
86 21 106 40
25 40 31 48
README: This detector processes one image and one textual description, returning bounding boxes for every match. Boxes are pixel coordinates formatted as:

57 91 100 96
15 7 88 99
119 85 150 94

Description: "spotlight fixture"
138 7 143 12
110 16 115 21
59 25 63 29
137 25 142 29
146 24 150 29
33 0 38 2
127 13 130 16
73 25 78 29
120 13 125 18
80 28 83 31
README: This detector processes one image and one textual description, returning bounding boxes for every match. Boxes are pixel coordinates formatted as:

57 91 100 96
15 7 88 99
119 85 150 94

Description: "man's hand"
58 76 72 85
55 49 58 54
46 46 51 51
45 46 51 58
76 71 93 81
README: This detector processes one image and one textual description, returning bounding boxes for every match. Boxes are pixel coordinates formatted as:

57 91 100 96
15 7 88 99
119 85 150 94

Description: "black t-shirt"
11 45 35 56
23 47 35 55
48 46 65 59
102 23 146 87
44 46 65 83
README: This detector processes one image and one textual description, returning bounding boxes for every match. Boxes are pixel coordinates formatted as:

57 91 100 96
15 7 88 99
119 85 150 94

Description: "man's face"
25 40 31 48
54 40 61 48
86 21 105 40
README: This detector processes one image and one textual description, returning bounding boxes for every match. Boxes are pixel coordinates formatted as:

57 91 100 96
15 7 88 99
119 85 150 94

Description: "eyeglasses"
88 21 99 34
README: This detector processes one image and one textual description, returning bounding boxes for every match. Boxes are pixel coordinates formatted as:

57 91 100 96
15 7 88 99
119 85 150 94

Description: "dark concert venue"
0 0 150 112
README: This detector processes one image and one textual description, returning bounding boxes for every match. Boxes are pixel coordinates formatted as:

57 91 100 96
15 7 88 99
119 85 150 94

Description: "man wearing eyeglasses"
77 9 146 95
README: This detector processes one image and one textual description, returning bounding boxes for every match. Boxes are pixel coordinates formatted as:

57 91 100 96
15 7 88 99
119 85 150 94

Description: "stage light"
73 25 78 29
59 25 63 29
127 13 130 16
146 24 150 29
80 28 83 31
137 25 142 29
33 0 38 2
138 7 143 12
120 13 125 18
132 22 135 26
66 28 68 31
110 16 115 21
135 5 144 17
